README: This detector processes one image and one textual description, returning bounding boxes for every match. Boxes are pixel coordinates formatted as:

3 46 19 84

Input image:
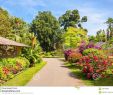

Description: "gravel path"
27 58 84 86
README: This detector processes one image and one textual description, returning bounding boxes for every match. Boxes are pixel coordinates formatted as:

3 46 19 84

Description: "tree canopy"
31 11 60 52
63 27 88 48
105 18 113 40
0 7 11 37
59 9 87 30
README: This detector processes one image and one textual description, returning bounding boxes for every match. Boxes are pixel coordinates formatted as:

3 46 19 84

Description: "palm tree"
106 18 113 39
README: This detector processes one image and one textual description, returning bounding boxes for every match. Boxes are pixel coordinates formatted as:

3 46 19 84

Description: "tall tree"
59 9 87 30
31 11 60 52
106 18 113 40
9 16 30 44
96 29 106 42
0 7 11 37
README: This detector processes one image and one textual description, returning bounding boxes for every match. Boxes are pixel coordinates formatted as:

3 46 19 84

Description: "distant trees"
88 35 97 43
59 9 87 30
0 7 89 52
106 18 113 41
30 10 88 51
93 18 113 43
96 29 106 42
30 11 60 52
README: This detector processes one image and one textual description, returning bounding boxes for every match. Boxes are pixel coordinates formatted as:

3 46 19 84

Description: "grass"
1 61 46 86
65 62 113 86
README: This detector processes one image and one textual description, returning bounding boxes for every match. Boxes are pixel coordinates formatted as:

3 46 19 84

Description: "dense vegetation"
0 8 42 85
31 11 60 52
0 6 113 86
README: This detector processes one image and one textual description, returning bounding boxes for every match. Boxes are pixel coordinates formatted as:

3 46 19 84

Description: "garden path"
27 58 84 86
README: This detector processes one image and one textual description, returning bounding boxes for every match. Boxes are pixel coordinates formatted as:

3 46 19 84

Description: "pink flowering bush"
79 42 102 54
64 49 73 61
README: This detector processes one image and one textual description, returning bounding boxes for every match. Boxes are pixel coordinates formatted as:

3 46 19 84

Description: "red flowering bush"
68 53 82 63
79 55 112 80
0 66 14 81
3 67 10 75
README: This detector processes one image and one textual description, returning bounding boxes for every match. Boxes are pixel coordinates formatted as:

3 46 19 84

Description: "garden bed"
64 41 113 86
1 61 46 86
65 62 113 86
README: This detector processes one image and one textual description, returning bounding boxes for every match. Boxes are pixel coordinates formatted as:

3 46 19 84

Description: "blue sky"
0 0 113 35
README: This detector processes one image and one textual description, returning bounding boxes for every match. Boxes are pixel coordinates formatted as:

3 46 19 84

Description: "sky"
0 0 113 35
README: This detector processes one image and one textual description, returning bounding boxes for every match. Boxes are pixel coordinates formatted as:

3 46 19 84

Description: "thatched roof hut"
0 37 29 47
0 37 29 58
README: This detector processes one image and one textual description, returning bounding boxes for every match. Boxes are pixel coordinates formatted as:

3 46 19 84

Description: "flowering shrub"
68 53 82 63
79 41 87 54
64 49 73 61
79 55 112 80
0 57 30 84
79 42 101 54
83 48 104 56
0 66 14 81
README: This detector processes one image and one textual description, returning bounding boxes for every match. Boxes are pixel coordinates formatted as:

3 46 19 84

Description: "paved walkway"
27 58 84 86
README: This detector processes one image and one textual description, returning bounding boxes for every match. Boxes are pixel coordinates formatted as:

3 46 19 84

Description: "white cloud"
77 4 110 35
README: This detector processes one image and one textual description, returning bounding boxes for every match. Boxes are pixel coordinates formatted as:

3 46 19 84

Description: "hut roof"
0 37 29 47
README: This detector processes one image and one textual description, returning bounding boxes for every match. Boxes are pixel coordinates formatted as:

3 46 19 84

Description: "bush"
79 41 87 54
83 48 104 56
79 42 101 54
79 55 112 80
64 49 73 61
68 53 82 63
0 57 30 83
16 57 30 69
21 46 42 67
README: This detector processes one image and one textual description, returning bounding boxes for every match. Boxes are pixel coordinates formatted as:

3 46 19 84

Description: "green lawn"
1 62 46 86
65 62 113 86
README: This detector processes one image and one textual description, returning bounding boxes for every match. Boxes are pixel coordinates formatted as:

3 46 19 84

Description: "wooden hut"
0 37 29 58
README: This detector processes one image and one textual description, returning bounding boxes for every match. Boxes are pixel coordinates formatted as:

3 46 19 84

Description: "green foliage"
1 62 46 86
31 11 60 52
8 17 30 44
59 9 87 29
89 35 97 43
21 42 42 67
83 48 104 56
63 27 88 48
0 57 30 83
0 7 11 37
105 18 113 41
96 29 106 42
